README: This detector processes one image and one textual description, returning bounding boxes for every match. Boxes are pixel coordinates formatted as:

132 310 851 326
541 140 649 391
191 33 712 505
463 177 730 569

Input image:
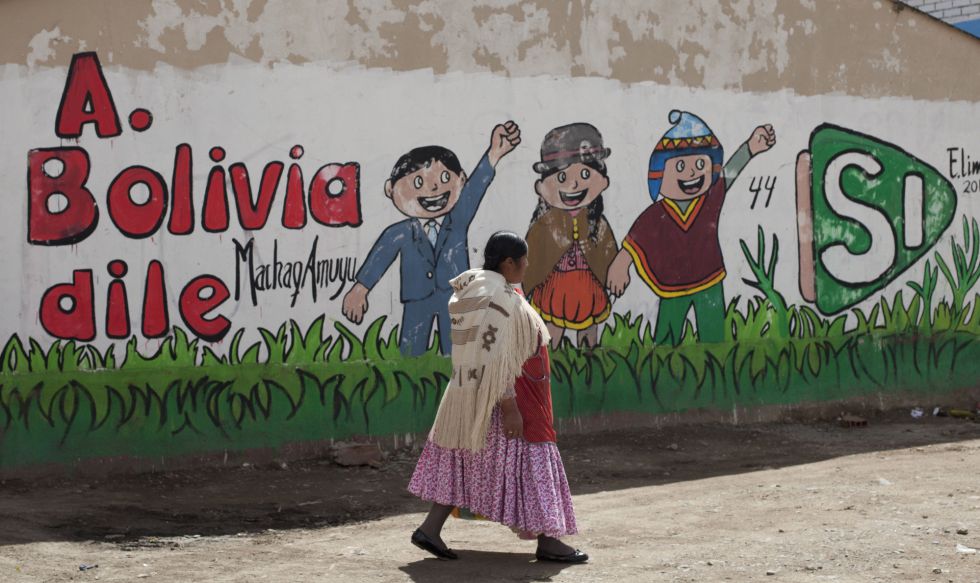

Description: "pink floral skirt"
408 407 578 539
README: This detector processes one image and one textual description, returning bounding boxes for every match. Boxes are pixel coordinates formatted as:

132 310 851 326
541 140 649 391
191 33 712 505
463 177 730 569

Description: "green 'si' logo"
796 124 957 315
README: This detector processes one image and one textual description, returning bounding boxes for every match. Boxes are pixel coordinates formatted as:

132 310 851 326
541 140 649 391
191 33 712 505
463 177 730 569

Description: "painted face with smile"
385 160 467 219
658 154 713 201
535 163 609 211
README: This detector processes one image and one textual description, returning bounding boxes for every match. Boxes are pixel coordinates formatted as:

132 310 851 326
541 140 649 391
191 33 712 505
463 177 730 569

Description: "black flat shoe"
411 528 459 560
535 549 589 564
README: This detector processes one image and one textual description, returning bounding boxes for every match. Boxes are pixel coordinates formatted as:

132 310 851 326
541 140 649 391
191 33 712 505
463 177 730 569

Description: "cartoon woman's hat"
533 123 611 174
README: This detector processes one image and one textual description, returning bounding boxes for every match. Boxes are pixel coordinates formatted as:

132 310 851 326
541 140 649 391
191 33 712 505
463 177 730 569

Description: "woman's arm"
500 396 524 440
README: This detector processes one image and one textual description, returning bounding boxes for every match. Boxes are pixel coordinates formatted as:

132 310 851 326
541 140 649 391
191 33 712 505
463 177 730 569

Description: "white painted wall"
1 60 978 357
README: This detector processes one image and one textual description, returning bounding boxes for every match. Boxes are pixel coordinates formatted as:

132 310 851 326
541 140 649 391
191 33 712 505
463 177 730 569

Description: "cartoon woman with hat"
524 123 618 349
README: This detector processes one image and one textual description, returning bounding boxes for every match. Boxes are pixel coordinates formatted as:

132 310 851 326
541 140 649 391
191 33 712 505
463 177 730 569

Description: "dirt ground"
1 410 979 583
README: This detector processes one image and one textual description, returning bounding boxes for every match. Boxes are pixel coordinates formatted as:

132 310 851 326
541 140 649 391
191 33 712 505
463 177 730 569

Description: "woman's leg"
536 534 576 555
546 322 564 349
418 503 454 548
577 324 598 349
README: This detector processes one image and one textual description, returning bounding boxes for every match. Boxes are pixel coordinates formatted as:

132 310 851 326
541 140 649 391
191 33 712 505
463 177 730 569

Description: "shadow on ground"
1 409 978 546
398 551 574 582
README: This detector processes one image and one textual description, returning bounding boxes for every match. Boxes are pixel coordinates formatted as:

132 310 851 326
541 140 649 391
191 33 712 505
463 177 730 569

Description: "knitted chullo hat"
648 110 724 201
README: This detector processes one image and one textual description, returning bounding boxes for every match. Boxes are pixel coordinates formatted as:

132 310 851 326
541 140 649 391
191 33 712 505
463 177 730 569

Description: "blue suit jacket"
356 154 495 303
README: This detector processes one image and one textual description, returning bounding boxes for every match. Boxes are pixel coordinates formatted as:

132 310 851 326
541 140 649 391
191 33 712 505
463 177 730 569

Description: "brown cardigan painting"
524 207 617 294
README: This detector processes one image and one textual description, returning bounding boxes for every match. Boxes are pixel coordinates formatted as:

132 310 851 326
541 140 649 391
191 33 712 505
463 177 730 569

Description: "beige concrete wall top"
1 0 978 101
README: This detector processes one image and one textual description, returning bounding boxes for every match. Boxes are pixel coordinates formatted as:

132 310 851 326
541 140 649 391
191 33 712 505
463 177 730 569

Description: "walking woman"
408 231 587 563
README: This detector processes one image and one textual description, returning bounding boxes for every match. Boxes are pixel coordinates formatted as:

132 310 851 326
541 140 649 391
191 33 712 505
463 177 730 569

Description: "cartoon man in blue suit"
342 121 522 356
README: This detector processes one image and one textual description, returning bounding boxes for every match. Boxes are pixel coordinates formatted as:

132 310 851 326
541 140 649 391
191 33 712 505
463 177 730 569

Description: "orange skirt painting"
529 268 610 330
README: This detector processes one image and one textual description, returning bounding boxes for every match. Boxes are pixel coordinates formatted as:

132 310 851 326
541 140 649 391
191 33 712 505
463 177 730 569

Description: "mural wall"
1 51 979 470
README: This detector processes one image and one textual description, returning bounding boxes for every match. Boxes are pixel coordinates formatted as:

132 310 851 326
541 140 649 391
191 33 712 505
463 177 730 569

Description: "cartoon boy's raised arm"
451 121 521 227
723 143 752 189
723 124 776 189
342 224 403 324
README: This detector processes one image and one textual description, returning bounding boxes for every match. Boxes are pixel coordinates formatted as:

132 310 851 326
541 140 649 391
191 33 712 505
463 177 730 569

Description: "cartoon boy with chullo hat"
607 110 776 344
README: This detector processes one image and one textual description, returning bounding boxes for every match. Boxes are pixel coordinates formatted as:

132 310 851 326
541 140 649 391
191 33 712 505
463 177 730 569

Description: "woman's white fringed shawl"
428 269 550 452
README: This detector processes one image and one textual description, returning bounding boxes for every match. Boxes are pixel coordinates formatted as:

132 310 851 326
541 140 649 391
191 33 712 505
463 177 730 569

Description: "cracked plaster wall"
1 0 978 100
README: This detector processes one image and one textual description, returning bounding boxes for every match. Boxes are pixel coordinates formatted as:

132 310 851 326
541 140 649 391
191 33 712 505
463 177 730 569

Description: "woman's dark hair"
530 160 607 242
483 231 528 272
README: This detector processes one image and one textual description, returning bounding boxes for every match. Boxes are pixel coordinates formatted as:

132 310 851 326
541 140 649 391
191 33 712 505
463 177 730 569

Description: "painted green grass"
0 316 453 466
3 221 979 469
